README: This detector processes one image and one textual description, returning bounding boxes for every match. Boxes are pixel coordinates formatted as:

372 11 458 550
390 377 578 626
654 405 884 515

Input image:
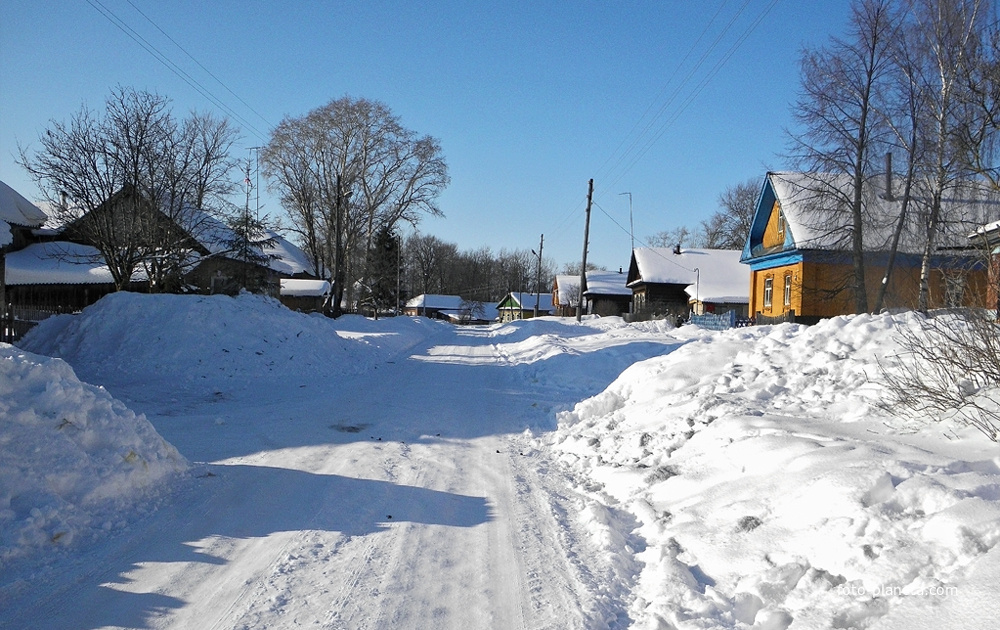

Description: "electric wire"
122 0 274 132
84 0 270 142
546 0 782 265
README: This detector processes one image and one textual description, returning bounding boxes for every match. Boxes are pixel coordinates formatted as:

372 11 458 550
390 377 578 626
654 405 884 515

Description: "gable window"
783 272 792 307
776 206 785 236
763 277 774 309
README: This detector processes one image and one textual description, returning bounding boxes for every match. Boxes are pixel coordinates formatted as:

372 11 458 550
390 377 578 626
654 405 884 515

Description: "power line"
84 0 270 142
122 0 274 132
544 0 782 261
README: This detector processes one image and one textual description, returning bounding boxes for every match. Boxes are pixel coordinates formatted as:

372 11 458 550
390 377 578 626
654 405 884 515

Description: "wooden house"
552 271 631 317
279 278 330 313
741 172 996 323
552 275 580 317
5 240 149 313
497 292 554 322
627 247 748 319
5 184 317 319
969 220 1000 314
404 294 464 318
583 270 632 317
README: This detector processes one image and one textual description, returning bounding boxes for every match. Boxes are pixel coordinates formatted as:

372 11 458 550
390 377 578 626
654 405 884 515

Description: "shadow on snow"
1 464 493 630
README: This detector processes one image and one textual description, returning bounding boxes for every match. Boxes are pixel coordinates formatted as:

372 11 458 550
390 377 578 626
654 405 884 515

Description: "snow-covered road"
7 295 1000 629
4 309 675 630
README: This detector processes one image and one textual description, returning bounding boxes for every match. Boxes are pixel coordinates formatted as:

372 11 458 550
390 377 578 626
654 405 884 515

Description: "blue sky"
1 0 850 271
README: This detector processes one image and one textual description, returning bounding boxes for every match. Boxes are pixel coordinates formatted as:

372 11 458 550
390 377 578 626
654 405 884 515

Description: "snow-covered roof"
438 304 500 323
583 270 631 297
406 294 465 310
5 241 148 285
280 278 330 297
182 210 241 257
265 230 314 276
680 249 749 304
500 292 555 312
630 247 699 285
630 247 748 304
758 171 1000 255
0 180 48 247
554 275 579 305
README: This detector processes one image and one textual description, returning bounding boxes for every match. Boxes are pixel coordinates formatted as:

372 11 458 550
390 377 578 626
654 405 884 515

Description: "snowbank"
0 345 186 564
551 313 1000 629
6 292 438 568
20 291 436 399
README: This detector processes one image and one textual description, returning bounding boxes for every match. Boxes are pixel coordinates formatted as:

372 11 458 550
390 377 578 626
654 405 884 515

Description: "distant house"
627 247 747 319
497 292 554 322
404 294 464 318
679 250 749 317
552 275 580 317
279 278 330 313
553 271 631 317
583 270 632 317
741 172 995 323
438 303 499 325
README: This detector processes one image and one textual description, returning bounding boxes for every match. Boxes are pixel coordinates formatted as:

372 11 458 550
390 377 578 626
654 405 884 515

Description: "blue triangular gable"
740 173 796 262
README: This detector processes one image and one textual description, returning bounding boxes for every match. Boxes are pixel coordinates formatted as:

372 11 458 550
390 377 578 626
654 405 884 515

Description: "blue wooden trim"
745 249 804 271
741 176 774 261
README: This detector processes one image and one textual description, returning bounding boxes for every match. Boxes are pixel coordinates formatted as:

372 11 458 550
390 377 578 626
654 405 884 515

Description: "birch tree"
905 0 988 312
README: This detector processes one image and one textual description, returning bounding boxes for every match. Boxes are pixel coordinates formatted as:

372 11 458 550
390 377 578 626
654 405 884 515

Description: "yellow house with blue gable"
741 172 996 323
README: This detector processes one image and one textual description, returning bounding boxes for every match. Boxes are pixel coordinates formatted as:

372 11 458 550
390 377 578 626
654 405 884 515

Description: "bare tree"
955 20 1000 187
262 96 448 315
647 226 695 249
700 178 759 249
788 0 899 314
19 86 238 291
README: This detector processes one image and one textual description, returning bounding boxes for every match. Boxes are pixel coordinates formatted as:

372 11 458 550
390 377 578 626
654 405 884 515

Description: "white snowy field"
1 293 999 629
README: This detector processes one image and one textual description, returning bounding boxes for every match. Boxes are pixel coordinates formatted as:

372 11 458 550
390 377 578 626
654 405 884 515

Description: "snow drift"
0 345 186 563
551 313 1000 629
20 291 435 399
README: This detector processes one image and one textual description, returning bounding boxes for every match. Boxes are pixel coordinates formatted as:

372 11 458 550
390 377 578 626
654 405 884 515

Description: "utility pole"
396 233 402 316
532 234 544 317
332 174 352 317
249 147 262 221
577 179 593 322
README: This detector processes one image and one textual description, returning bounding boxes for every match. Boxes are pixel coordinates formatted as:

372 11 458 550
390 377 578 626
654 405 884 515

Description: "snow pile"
0 345 186 563
551 313 1000 629
21 291 435 399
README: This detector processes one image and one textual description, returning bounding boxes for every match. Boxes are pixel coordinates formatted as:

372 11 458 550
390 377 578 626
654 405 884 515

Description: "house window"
763 277 773 309
776 206 785 236
783 273 792 307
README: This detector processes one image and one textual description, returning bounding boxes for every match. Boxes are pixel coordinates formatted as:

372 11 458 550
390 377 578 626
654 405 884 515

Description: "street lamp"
694 267 700 315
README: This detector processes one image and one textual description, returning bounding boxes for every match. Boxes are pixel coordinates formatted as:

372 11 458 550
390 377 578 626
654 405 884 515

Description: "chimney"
673 244 681 255
883 152 894 201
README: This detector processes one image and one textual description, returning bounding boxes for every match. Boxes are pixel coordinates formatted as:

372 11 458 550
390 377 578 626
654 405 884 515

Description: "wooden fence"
1 305 69 344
